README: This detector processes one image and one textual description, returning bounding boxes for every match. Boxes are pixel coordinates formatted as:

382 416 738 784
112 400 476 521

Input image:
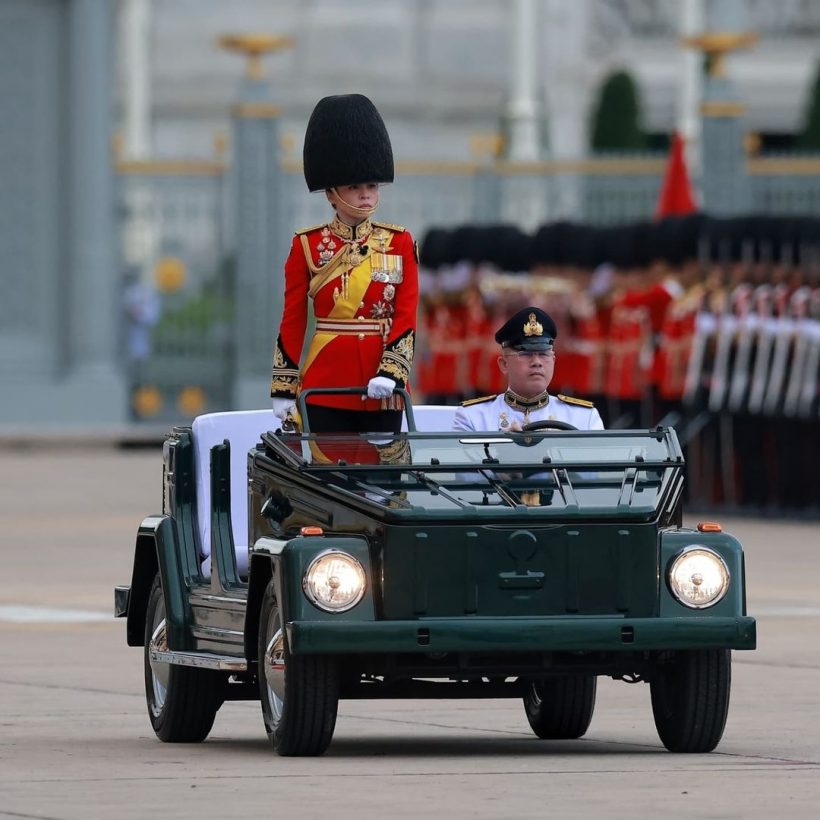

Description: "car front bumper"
286 615 756 655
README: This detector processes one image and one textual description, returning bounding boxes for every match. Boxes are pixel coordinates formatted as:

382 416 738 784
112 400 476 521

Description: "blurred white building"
120 0 820 164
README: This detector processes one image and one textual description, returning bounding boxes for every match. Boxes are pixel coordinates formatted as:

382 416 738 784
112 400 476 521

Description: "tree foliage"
590 70 648 151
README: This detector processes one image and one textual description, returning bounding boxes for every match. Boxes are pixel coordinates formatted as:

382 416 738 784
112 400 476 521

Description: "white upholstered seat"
192 409 275 578
401 405 458 433
192 405 460 578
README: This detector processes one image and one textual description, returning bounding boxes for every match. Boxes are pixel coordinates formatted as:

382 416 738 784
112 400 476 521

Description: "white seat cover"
192 405 459 578
402 405 458 433
192 409 275 577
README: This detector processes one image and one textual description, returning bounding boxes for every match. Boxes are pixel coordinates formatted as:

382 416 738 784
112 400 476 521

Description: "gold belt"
315 318 387 336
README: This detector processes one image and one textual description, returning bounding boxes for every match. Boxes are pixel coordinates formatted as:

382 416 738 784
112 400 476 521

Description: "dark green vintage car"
115 394 755 756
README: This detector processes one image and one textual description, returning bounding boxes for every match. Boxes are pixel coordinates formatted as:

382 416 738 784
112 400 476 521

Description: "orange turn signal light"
300 526 324 536
697 521 723 533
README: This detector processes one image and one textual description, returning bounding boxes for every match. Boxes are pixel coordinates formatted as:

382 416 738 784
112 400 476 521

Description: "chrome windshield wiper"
409 470 471 509
477 469 521 508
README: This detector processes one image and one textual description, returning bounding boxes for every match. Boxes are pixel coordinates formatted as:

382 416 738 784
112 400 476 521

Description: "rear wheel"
258 579 339 756
143 574 224 742
650 649 731 753
524 675 597 739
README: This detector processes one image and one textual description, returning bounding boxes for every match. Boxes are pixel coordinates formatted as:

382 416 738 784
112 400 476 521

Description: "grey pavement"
0 449 818 819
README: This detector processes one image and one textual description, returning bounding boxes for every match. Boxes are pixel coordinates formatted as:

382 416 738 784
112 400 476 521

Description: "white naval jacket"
453 391 604 432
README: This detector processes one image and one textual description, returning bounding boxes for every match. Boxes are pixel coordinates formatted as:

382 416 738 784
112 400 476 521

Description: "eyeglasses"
504 350 555 361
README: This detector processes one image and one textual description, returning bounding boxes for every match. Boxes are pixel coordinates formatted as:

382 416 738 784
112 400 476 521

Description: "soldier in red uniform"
657 276 705 406
270 94 419 433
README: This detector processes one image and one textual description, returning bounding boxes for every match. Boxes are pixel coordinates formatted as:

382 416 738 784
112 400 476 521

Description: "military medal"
370 299 393 319
373 229 391 252
348 242 365 266
499 411 510 429
317 228 336 266
383 283 395 302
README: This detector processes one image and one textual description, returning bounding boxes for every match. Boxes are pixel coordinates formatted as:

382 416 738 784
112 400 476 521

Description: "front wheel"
143 574 225 742
524 675 597 739
258 579 339 756
650 649 731 753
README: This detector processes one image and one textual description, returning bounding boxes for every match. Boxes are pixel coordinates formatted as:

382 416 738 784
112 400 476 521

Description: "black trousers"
306 406 402 434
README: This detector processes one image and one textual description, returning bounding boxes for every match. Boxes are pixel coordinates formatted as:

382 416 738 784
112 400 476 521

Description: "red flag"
655 131 697 219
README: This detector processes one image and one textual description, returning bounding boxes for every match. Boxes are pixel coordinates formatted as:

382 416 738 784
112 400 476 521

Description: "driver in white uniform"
453 306 604 432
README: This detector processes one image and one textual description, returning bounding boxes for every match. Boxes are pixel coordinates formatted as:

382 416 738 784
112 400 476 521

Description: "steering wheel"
521 420 578 432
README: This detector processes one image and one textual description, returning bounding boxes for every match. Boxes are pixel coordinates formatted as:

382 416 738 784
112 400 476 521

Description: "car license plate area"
380 524 658 619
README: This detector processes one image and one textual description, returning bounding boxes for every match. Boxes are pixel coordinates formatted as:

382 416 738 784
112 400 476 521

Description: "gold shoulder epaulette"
557 394 594 408
294 223 326 236
372 220 406 233
460 394 495 407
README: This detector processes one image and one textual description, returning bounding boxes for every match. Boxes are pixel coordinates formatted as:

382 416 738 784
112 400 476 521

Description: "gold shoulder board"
372 220 406 233
294 223 326 236
557 394 594 408
460 394 495 407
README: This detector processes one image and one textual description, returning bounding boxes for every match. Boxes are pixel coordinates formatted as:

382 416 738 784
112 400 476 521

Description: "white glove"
367 376 396 399
272 398 296 421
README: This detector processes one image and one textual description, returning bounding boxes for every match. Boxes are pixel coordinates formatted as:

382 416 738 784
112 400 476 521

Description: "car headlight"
303 550 366 613
667 546 730 609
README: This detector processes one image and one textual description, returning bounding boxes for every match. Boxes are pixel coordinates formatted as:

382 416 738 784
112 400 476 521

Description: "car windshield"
265 429 683 519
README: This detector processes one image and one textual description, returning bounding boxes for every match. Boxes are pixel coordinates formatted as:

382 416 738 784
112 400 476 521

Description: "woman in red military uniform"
270 95 418 433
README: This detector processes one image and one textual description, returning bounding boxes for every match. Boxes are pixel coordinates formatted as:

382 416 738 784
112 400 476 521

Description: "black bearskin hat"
303 94 394 192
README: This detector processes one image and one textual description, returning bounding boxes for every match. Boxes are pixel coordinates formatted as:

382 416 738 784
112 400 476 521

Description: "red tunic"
463 289 489 398
271 216 419 411
417 302 466 399
605 300 651 401
562 294 605 395
618 281 679 387
657 286 704 401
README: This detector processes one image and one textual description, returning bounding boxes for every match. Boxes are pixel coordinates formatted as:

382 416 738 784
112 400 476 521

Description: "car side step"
149 647 248 672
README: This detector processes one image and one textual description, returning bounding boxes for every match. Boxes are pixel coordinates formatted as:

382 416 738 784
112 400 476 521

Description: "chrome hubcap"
148 599 170 714
264 611 286 724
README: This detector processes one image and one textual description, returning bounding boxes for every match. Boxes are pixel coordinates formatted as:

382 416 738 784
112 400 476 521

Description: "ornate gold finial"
681 32 758 78
218 34 295 79
523 312 543 337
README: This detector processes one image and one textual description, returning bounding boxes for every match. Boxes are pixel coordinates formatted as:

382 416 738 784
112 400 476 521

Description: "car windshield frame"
259 428 684 520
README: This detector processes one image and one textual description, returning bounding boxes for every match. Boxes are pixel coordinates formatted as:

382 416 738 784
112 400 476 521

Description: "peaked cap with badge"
272 94 419 414
495 306 558 351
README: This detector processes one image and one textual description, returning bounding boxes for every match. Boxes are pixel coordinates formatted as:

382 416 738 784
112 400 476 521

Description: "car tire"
258 578 339 756
524 675 597 739
143 573 224 743
650 649 731 753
